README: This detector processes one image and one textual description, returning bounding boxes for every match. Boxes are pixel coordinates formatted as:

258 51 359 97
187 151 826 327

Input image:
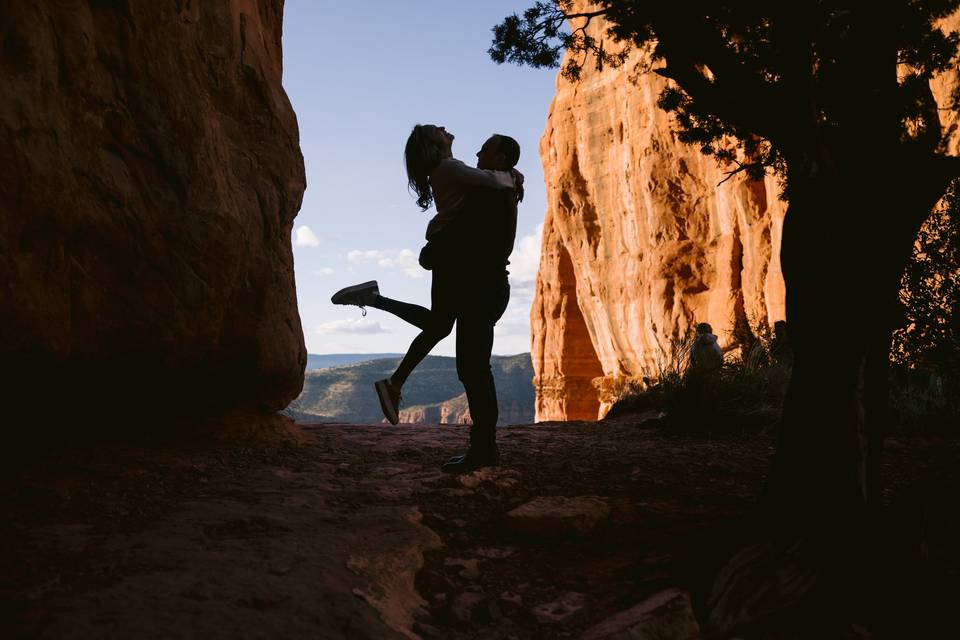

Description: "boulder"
504 495 611 537
580 588 700 640
532 591 586 624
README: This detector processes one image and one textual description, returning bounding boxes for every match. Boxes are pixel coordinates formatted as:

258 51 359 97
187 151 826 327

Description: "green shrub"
608 324 790 433
889 366 960 434
609 322 958 435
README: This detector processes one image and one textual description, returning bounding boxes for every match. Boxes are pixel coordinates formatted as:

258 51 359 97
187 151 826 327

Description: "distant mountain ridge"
306 353 403 370
287 353 535 425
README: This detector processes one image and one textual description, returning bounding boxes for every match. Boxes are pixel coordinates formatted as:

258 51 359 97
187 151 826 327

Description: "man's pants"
449 272 510 441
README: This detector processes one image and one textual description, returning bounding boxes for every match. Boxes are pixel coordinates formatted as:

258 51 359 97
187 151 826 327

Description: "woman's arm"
436 159 516 190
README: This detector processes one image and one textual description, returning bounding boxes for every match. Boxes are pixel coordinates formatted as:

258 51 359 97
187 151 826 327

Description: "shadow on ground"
3 417 957 639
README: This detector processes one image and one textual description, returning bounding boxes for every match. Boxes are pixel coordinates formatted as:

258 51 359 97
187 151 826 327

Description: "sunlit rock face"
532 8 959 422
0 1 306 422
932 13 960 156
532 11 786 421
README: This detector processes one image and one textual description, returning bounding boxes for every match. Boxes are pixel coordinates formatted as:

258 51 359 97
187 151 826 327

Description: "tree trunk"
706 157 951 634
762 155 949 535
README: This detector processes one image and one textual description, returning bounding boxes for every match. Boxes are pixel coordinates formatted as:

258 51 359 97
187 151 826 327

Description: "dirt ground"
3 416 958 639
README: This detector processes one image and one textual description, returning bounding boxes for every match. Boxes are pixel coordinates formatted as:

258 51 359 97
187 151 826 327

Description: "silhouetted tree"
491 1 960 627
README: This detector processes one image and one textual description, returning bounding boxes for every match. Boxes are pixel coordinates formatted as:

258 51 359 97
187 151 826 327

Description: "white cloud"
494 302 533 338
294 225 321 248
508 223 543 286
348 248 424 279
347 249 387 262
310 318 391 335
493 225 544 353
312 267 336 276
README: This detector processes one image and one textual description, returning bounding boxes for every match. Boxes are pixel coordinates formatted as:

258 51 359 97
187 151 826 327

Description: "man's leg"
458 313 499 431
442 277 509 473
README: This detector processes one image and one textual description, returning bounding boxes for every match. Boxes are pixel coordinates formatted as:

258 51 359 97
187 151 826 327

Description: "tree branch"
649 12 786 143
715 157 766 186
563 9 608 22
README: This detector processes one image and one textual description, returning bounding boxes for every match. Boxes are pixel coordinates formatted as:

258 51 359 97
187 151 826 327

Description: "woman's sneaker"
331 281 379 313
374 378 401 425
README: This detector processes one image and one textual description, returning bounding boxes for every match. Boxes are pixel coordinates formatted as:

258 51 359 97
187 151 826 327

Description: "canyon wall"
0 1 306 425
532 18 786 422
532 9 960 422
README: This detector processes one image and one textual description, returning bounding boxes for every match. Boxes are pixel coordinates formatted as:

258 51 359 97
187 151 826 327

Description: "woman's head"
405 124 453 211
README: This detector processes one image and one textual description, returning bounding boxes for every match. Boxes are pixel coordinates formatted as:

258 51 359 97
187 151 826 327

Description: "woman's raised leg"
334 275 458 424
369 295 434 331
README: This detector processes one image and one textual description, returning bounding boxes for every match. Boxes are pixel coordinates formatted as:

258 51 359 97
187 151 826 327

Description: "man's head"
476 134 520 170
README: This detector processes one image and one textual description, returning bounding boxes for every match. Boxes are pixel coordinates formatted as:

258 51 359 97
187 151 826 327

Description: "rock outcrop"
400 393 471 425
1 1 305 424
400 392 534 426
532 5 960 421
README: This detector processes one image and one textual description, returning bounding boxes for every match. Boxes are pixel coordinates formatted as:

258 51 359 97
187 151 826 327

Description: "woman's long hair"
404 124 443 211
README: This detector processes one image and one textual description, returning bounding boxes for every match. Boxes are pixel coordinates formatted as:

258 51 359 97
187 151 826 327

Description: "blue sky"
282 1 558 356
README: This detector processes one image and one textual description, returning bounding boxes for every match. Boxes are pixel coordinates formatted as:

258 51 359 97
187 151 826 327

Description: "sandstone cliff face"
0 1 305 423
532 17 786 422
532 9 959 422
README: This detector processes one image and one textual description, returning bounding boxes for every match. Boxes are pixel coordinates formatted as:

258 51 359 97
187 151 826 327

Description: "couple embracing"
331 124 524 474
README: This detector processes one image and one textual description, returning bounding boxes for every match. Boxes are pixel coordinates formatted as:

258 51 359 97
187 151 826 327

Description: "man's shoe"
441 447 500 474
374 378 401 425
331 281 379 309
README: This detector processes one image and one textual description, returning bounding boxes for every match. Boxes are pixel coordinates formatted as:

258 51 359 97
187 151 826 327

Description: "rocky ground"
3 417 958 639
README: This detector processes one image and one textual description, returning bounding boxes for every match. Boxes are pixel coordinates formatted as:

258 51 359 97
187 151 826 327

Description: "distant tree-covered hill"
306 353 403 370
286 353 534 425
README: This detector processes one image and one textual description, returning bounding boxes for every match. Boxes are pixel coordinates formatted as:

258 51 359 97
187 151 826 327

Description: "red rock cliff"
532 16 786 422
532 7 959 422
0 1 306 423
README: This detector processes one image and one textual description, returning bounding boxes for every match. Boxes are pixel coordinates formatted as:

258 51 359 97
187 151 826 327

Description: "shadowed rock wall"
0 0 306 424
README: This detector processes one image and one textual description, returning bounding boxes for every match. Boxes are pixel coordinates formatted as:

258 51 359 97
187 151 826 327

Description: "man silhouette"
436 134 522 473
